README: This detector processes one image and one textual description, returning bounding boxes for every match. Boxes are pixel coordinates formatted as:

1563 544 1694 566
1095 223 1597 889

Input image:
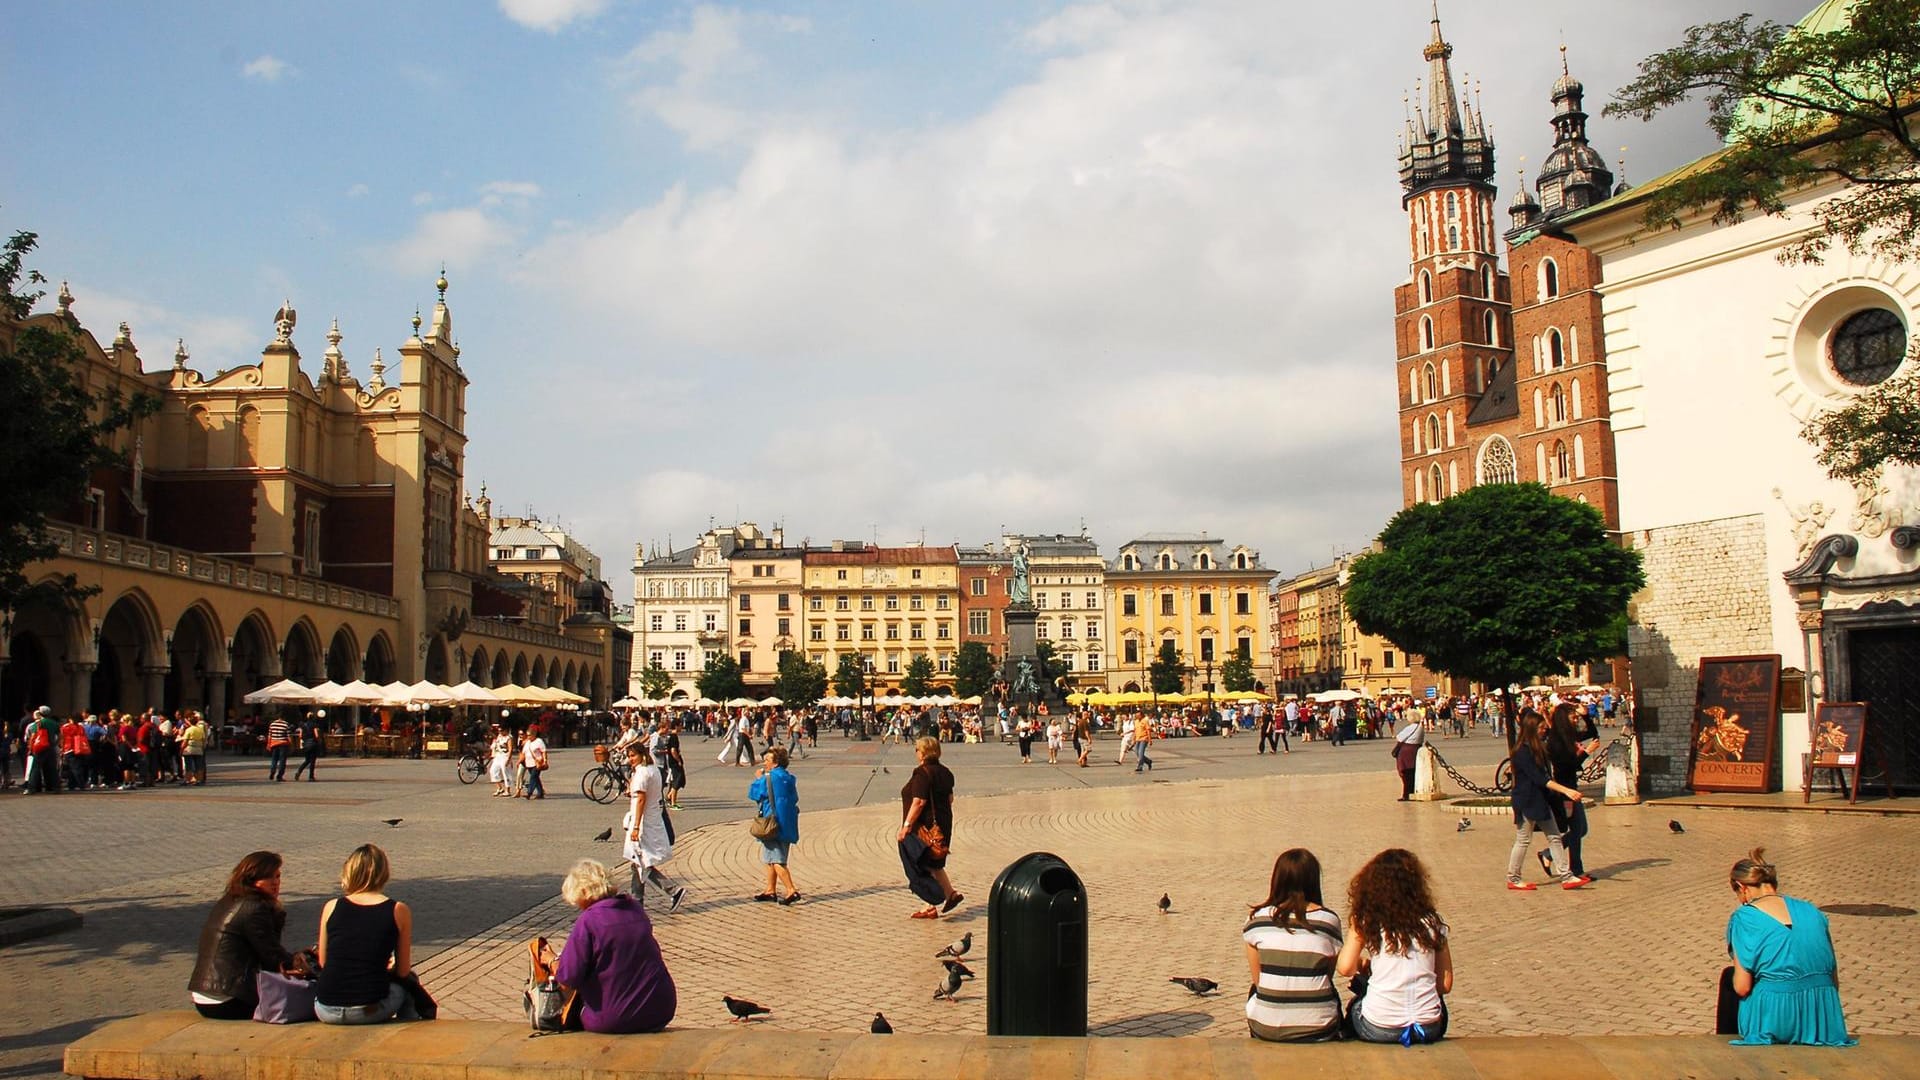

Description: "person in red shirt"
60 715 91 790
135 712 160 787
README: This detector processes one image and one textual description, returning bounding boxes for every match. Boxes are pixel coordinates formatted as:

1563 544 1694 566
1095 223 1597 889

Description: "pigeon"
723 995 771 1022
592 827 613 842
1170 976 1218 996
1669 819 1685 834
381 819 403 828
1158 893 1172 914
1457 817 1472 832
942 958 976 980
934 966 963 1001
934 931 972 959
870 1012 892 1034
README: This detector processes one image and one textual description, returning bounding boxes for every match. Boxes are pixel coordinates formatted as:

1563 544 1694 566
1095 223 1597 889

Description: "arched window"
1445 192 1459 220
1570 377 1583 419
1196 551 1212 570
1426 413 1441 451
237 407 261 467
1548 328 1565 369
1235 552 1249 569
1533 387 1546 428
1442 363 1451 395
1551 383 1567 423
1423 363 1437 401
1158 552 1173 570
1477 436 1517 485
1430 464 1445 501
186 407 210 469
1541 258 1560 298
1480 265 1493 297
1574 434 1587 478
1411 416 1423 453
1445 410 1455 446
1413 467 1424 502
1420 316 1434 351
1483 309 1497 346
1447 225 1460 250
1408 368 1419 405
1553 440 1570 482
1420 270 1432 304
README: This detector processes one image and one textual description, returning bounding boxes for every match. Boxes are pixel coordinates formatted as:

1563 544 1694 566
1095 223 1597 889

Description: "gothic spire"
1423 2 1463 140
1398 2 1494 197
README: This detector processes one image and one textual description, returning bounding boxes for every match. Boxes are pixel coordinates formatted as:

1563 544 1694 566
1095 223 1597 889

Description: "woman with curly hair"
1335 848 1452 1044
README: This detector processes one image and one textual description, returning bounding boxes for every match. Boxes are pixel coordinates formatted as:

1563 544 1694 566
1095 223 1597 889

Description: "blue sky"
3 0 1813 601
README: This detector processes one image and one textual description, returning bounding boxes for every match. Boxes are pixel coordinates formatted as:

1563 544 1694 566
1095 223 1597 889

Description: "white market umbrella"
759 696 784 706
243 678 315 705
378 681 415 706
611 696 643 709
335 680 390 706
693 696 719 707
305 681 351 705
724 697 757 708
447 681 502 706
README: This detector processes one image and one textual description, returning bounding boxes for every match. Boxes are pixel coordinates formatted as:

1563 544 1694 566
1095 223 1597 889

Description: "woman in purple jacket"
554 859 677 1033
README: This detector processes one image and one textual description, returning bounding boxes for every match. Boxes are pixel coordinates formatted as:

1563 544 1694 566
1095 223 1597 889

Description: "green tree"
1799 365 1920 483
953 641 997 698
1033 640 1066 688
695 652 746 703
831 653 867 700
1149 640 1186 696
1221 653 1255 693
1 228 159 613
637 659 674 701
772 650 828 708
901 654 935 697
1606 1 1920 266
1344 484 1644 731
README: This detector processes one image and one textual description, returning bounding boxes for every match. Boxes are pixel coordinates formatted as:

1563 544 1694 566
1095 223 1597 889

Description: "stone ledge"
63 1013 1918 1080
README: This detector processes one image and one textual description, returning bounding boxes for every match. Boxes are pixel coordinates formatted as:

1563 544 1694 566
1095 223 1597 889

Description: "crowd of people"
3 705 216 792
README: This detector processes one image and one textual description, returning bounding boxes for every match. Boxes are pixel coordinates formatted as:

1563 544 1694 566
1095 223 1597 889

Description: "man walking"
1327 701 1346 747
266 714 292 781
1131 712 1155 773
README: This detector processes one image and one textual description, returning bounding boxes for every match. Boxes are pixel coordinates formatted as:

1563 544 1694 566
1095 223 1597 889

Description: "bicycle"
455 744 485 785
582 757 632 804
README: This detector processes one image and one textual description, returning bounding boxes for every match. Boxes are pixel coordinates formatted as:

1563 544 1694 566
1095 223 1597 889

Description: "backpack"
523 937 577 1033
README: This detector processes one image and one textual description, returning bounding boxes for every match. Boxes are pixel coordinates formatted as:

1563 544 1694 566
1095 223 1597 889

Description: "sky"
2 0 1815 604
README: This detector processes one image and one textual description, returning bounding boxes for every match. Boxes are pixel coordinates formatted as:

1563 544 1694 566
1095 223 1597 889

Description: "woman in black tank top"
315 844 417 1023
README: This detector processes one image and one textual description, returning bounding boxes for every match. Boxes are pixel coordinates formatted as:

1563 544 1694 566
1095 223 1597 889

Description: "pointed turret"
1532 46 1613 217
1423 2 1463 140
1397 3 1494 199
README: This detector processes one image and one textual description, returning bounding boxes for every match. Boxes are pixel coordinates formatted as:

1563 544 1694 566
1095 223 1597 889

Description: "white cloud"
64 286 261 373
345 183 370 198
241 55 293 82
411 191 435 206
621 7 812 149
479 180 542 205
386 208 519 271
498 0 609 33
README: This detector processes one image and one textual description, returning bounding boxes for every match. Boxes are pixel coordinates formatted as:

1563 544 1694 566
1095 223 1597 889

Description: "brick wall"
1624 514 1774 795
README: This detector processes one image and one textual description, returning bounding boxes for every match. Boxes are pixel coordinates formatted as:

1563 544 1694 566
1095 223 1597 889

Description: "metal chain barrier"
1427 746 1506 797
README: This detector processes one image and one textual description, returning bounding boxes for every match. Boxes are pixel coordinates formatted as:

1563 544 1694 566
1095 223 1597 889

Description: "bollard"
1605 730 1641 804
986 852 1087 1036
1411 743 1445 800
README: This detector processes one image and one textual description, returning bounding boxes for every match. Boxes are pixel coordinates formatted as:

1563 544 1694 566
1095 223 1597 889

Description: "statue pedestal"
1001 606 1061 716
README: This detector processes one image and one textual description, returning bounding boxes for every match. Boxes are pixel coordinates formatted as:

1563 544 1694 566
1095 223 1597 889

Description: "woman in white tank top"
1335 848 1453 1043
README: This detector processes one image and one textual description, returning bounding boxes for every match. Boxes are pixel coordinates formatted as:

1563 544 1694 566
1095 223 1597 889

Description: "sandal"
909 908 941 919
752 892 776 902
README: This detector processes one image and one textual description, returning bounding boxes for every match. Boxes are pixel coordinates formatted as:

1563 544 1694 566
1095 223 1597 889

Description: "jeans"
315 980 414 1025
1350 998 1448 1044
1507 818 1571 882
523 765 546 798
1133 740 1152 771
185 752 206 784
1560 801 1589 876
294 749 319 780
268 745 289 780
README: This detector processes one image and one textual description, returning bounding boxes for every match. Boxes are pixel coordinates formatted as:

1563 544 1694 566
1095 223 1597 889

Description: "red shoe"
1507 881 1538 891
1563 876 1593 890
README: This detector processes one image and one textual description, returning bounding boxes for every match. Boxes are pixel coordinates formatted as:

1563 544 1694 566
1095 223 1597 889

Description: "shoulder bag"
252 969 318 1024
524 937 576 1033
749 773 781 841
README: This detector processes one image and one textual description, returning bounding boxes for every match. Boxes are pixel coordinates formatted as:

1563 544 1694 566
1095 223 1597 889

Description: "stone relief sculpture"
1848 475 1898 539
1773 487 1834 559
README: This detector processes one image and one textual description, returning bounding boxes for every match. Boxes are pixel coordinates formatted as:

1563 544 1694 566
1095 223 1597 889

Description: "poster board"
1805 702 1868 805
1686 654 1782 794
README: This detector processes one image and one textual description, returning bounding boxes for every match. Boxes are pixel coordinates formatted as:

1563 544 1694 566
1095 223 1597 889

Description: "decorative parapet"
43 524 401 619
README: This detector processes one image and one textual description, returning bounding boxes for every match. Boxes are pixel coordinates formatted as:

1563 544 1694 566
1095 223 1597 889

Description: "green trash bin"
986 852 1086 1036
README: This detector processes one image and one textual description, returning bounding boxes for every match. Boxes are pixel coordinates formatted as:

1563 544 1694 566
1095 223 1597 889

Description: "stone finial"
173 339 189 371
56 281 74 317
323 318 345 381
369 347 387 391
437 265 448 301
411 307 423 337
273 299 297 345
114 321 132 348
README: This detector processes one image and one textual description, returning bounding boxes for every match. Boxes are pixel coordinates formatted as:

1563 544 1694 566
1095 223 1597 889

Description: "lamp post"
1202 658 1215 724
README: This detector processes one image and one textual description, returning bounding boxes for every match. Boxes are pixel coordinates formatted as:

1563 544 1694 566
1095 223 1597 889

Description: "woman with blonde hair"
1336 848 1452 1044
552 859 677 1033
898 736 962 918
1719 848 1854 1045
315 844 417 1024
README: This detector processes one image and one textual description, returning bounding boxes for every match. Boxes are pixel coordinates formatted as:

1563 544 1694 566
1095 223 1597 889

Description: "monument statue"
1012 656 1040 698
1010 541 1031 606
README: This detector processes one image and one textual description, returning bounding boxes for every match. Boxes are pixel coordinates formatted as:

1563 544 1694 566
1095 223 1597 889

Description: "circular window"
1829 308 1907 386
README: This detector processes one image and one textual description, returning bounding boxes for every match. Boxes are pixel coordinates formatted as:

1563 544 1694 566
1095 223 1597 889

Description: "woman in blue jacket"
748 747 802 904
1504 710 1589 890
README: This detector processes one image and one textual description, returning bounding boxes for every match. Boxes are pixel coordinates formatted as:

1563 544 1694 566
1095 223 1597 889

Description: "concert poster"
1686 655 1782 794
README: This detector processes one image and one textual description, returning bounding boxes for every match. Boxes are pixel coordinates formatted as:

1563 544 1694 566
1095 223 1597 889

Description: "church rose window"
1829 308 1906 386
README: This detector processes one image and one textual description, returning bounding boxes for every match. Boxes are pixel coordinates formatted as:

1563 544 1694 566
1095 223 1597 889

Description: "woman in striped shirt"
1243 848 1343 1041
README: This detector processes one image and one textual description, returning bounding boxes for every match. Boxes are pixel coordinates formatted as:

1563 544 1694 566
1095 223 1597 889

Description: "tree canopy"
952 641 997 698
695 652 746 703
1 228 158 614
901 654 935 698
1149 640 1186 695
637 659 674 701
831 653 867 701
772 650 828 708
1221 653 1256 693
1345 484 1644 691
1605 0 1920 265
1800 364 1920 482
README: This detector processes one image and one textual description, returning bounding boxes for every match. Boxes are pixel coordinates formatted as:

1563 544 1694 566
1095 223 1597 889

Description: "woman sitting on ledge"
315 844 418 1024
1336 848 1451 1044
554 859 677 1033
1719 848 1855 1046
188 851 298 1019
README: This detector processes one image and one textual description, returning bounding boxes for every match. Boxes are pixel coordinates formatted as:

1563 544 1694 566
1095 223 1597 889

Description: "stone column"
66 662 97 717
1605 731 1642 805
140 666 169 714
1412 743 1444 801
206 672 230 727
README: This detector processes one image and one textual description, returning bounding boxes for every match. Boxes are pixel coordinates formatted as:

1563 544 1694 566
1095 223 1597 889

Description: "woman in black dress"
898 736 963 918
315 844 418 1023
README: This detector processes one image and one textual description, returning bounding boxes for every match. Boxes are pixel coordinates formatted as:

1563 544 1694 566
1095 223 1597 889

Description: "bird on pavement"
1457 817 1472 832
592 827 613 842
1669 819 1686 834
381 819 403 828
1170 977 1218 996
934 966 963 1001
935 931 972 959
724 996 771 1022
1158 893 1172 914
870 1012 892 1034
942 958 976 980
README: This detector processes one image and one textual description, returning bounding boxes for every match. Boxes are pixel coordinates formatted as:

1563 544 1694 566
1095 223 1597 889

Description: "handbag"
748 773 781 841
252 969 318 1024
915 820 949 860
524 937 577 1033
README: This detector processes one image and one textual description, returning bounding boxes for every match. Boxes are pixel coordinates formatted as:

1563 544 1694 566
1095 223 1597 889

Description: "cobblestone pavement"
5 727 1912 1076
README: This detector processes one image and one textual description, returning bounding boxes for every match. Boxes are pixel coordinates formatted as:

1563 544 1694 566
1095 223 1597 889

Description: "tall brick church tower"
1393 7 1514 508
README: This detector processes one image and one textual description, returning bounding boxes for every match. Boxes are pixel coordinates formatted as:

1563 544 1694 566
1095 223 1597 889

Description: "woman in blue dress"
1722 848 1854 1046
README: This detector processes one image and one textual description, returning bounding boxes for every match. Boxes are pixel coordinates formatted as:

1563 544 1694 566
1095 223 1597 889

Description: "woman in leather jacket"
189 851 296 1019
